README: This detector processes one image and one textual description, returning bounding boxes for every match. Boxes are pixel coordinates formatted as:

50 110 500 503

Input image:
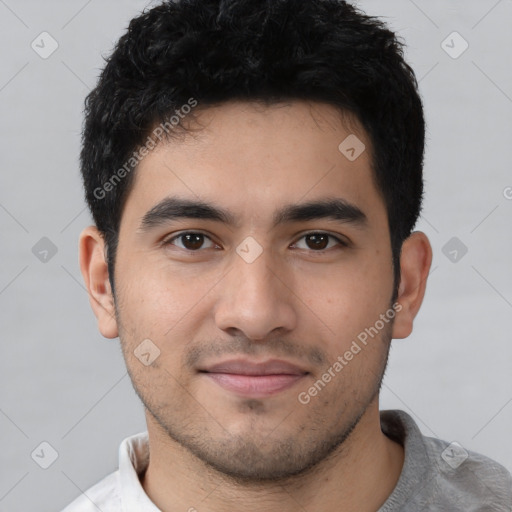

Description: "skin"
80 101 432 512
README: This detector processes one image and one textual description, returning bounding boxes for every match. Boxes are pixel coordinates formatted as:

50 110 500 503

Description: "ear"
79 226 119 339
392 231 432 339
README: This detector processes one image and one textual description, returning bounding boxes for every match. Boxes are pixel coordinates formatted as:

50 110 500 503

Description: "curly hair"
81 0 425 295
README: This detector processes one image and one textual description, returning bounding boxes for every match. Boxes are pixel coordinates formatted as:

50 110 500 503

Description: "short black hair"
81 0 425 296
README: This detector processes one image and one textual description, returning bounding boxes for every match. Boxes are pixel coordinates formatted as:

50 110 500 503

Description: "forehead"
121 100 386 229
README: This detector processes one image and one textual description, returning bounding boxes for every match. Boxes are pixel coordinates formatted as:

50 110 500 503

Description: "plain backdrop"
1 1 511 510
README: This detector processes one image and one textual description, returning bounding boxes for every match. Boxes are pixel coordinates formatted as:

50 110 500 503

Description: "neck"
141 403 404 512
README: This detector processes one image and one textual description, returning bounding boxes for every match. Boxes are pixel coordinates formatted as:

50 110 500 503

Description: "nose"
213 244 298 341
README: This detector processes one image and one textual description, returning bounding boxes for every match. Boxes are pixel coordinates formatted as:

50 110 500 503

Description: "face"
112 101 397 481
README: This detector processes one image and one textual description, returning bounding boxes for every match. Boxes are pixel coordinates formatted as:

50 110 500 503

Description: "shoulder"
424 435 512 509
60 471 121 512
380 410 512 511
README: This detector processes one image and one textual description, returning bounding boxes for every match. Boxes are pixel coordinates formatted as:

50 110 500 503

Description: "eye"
163 231 347 253
292 232 347 251
164 231 218 251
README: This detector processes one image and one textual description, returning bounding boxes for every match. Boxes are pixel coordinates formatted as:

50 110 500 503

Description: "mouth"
198 359 309 398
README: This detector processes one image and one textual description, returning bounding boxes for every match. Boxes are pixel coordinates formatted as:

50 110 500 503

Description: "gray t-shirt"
62 409 512 511
378 410 512 511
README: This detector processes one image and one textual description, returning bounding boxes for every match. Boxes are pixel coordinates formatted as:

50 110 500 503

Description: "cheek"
296 256 392 332
113 261 220 383
115 254 211 332
293 273 393 381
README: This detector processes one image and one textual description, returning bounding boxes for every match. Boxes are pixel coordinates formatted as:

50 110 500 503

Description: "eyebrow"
138 196 368 232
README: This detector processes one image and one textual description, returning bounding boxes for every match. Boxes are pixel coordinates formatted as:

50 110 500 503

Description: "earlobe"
78 226 119 339
392 231 432 339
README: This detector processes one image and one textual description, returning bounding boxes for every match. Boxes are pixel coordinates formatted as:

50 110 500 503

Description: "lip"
199 358 309 398
201 358 308 376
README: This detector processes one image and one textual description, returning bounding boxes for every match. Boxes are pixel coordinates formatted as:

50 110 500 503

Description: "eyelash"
162 231 348 253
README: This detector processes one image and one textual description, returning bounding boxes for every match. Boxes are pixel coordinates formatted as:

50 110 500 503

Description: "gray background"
1 1 511 510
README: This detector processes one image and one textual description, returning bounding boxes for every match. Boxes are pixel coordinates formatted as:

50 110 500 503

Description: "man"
64 0 512 510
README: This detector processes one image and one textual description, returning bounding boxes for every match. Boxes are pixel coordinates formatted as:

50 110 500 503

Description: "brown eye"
166 232 216 251
293 232 345 251
305 233 329 250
